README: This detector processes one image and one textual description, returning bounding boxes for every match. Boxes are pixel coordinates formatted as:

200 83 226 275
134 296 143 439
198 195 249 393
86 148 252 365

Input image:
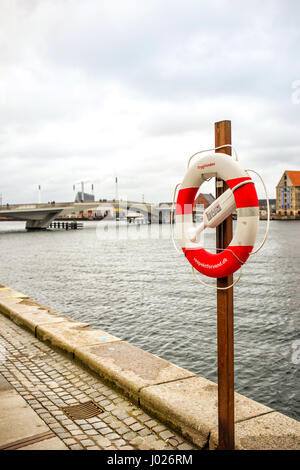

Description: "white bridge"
0 205 67 230
0 201 173 230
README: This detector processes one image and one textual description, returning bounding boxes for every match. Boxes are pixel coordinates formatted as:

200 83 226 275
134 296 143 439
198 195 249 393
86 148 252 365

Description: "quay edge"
0 285 299 450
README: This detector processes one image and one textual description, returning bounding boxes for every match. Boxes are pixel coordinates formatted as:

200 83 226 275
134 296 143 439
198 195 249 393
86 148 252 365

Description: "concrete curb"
0 286 299 450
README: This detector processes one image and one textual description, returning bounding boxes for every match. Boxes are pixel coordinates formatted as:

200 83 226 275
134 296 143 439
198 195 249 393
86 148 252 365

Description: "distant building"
158 202 173 207
194 193 215 208
259 199 276 218
75 192 95 203
276 171 300 216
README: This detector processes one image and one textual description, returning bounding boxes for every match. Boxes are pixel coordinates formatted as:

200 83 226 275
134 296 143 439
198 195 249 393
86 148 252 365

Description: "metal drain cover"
62 401 103 420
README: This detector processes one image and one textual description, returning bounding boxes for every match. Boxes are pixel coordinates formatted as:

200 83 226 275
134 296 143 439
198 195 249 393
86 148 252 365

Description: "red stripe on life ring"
183 245 253 278
226 177 259 209
176 187 198 215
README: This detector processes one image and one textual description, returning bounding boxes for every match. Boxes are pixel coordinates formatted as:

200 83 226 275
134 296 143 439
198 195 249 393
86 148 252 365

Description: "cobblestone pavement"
0 314 197 450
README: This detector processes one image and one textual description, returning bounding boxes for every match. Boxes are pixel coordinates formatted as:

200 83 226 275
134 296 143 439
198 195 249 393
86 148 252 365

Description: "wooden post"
215 120 235 450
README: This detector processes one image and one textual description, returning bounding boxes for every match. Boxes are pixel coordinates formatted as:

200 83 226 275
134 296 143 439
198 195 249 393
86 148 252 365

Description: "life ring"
176 152 259 278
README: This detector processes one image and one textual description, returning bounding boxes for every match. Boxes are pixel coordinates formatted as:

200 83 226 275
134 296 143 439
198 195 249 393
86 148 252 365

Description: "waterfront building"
276 171 300 217
75 192 95 203
194 193 215 208
259 199 276 219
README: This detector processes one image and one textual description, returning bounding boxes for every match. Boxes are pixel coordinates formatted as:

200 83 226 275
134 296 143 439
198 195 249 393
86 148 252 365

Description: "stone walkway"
0 314 197 450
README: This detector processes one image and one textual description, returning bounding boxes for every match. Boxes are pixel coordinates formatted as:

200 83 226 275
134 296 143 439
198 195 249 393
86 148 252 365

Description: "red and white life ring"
176 152 259 278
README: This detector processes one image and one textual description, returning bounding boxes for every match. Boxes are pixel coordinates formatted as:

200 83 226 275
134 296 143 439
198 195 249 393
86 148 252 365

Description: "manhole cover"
62 401 104 420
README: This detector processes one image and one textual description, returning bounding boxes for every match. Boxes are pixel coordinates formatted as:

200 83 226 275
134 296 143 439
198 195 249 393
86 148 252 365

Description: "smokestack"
38 185 41 204
115 177 118 202
81 181 85 202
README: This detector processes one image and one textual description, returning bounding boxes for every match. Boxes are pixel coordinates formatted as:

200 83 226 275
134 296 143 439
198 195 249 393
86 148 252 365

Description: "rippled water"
0 220 299 420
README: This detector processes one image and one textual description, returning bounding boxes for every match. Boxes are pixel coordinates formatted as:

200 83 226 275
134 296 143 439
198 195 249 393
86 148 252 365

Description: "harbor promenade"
0 311 194 450
0 285 299 451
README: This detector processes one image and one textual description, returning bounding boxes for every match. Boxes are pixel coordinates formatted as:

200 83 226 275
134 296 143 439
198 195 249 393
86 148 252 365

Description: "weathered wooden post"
215 120 235 449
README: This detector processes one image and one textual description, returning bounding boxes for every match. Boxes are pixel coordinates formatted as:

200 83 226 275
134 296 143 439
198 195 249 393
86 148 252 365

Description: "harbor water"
0 220 299 421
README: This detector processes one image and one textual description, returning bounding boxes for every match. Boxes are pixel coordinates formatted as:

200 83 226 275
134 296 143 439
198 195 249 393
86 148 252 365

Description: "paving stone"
61 419 73 426
48 423 64 431
106 432 120 440
39 412 52 420
43 417 57 425
92 422 107 430
70 429 83 436
81 424 93 430
112 398 125 406
116 426 129 435
86 417 99 424
105 413 116 422
130 422 145 432
144 436 167 450
64 398 77 405
56 432 72 439
160 430 175 440
73 434 87 441
108 393 118 399
178 443 196 450
90 391 100 399
73 419 86 425
108 421 121 430
131 409 143 416
111 409 128 420
47 405 58 411
123 417 136 426
145 419 158 429
152 424 166 433
95 436 111 447
165 434 184 447
122 431 138 441
129 436 144 446
64 438 77 445
137 413 152 423
139 428 152 437
99 399 110 406
0 312 197 451
85 429 99 436
113 439 126 447
99 427 113 435
79 439 94 447
69 443 84 450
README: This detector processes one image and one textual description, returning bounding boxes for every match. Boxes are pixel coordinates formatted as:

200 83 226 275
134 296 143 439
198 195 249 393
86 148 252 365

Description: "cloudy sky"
1 0 299 203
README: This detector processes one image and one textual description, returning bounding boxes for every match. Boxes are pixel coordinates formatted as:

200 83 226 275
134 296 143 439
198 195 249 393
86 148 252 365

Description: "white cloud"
0 0 299 203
